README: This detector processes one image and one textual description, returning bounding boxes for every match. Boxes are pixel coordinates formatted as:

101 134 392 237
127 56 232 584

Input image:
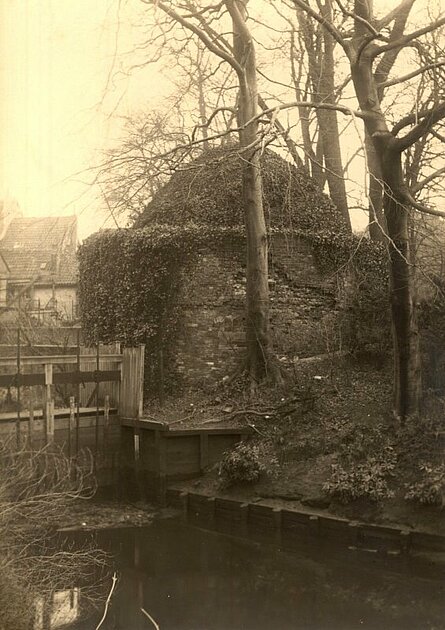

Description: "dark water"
56 518 444 630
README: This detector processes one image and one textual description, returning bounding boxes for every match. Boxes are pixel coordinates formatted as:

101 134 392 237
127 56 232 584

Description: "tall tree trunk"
317 107 351 229
297 2 351 230
197 68 209 152
228 0 272 383
375 136 421 420
350 0 421 420
365 131 386 241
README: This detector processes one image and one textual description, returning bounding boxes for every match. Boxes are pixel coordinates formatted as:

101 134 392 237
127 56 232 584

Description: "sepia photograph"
0 1 444 628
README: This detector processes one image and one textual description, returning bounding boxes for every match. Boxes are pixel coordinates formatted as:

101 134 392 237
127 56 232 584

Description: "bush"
405 462 445 506
218 441 278 488
323 423 397 503
323 450 396 503
0 441 107 628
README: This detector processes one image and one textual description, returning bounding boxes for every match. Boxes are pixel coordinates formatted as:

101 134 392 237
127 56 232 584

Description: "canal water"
52 518 444 629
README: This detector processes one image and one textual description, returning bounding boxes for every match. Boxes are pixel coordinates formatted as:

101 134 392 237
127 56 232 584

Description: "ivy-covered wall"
82 142 445 402
79 225 389 397
175 234 339 385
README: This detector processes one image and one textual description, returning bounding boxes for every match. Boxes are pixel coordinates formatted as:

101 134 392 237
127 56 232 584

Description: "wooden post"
200 433 209 472
104 394 110 451
44 364 54 444
28 403 34 450
158 346 164 407
155 430 167 505
69 396 75 458
138 345 145 419
16 328 21 448
95 342 100 466
76 329 80 457
207 497 216 528
273 508 282 548
180 491 189 522
119 345 145 420
239 503 249 537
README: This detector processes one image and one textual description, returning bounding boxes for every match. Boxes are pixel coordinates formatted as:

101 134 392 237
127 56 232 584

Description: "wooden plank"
126 418 169 431
0 407 118 422
166 435 200 476
0 373 45 387
0 353 122 367
68 397 75 458
54 370 121 384
200 433 209 470
104 395 110 452
165 428 252 437
46 400 55 444
120 418 252 436
28 404 34 449
119 346 145 418
79 344 122 410
0 370 121 387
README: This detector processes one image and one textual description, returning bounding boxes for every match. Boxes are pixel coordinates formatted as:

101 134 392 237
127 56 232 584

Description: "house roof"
0 216 78 285
0 216 76 250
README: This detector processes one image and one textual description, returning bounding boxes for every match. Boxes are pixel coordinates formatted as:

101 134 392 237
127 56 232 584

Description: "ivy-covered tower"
80 145 351 394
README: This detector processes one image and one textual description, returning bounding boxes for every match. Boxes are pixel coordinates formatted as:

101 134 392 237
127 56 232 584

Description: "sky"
0 0 442 241
0 0 168 239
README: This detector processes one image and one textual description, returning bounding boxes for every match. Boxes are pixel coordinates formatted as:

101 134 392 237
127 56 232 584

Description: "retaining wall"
120 418 251 502
167 488 445 565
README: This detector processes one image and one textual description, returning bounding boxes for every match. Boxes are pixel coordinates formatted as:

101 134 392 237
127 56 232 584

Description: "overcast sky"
0 0 441 240
0 0 168 239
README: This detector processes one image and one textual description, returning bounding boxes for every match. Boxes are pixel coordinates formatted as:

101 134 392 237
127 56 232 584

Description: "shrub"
0 441 106 627
218 441 278 488
405 462 445 506
323 448 396 503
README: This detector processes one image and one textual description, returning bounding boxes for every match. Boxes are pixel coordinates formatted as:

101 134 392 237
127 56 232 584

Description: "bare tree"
0 441 107 628
143 0 279 385
295 1 351 229
289 0 445 421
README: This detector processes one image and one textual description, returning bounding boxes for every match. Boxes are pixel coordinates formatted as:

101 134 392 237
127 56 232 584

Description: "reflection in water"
35 588 80 629
53 519 444 630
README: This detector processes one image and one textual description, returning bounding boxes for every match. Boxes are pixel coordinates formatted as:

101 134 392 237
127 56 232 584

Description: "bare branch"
373 16 445 58
144 0 242 74
395 101 445 150
191 105 236 141
291 0 350 55
373 0 415 96
412 166 445 193
392 104 444 136
379 62 445 89
406 193 445 218
376 0 418 30
334 0 380 37
431 128 445 143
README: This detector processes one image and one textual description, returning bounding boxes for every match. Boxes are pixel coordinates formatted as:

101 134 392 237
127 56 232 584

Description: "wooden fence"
0 336 145 467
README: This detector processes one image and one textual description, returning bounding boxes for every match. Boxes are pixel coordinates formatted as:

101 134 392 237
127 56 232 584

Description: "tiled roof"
1 216 76 251
1 250 55 281
55 249 78 285
0 216 78 284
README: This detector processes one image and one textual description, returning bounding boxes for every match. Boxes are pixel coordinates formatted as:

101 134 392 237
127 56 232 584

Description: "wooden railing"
0 340 145 456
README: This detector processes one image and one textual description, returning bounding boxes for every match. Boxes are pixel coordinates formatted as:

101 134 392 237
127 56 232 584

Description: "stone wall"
175 234 340 387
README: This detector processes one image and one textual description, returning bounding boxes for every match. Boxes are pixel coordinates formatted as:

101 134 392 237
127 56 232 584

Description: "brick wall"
174 234 341 387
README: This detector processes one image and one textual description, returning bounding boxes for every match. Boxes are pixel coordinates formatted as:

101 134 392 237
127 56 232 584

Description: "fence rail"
0 331 145 462
0 353 123 367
